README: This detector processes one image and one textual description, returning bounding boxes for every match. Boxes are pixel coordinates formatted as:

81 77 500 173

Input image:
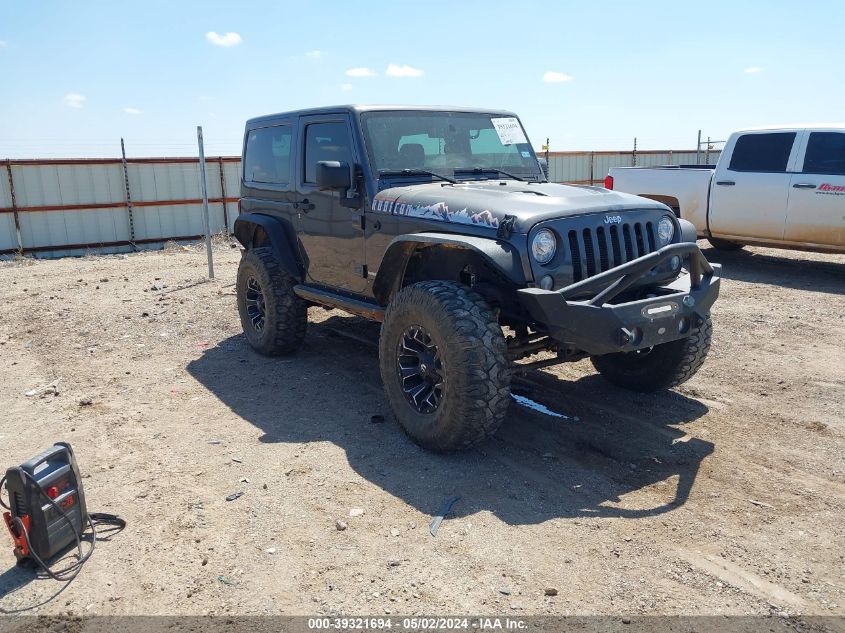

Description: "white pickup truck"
606 126 845 253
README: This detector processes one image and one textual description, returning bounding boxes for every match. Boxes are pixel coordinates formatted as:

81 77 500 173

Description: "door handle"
792 183 817 189
716 181 735 186
296 199 315 212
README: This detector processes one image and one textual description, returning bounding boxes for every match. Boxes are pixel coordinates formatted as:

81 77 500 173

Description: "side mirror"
316 161 351 191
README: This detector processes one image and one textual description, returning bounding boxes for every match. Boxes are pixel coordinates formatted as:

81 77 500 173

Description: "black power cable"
1 472 125 582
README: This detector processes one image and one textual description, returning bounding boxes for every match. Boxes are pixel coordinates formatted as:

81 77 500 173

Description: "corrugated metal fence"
544 149 720 185
1 157 240 258
1 149 720 258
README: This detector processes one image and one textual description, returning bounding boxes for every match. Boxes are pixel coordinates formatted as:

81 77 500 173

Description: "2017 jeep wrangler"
233 106 720 451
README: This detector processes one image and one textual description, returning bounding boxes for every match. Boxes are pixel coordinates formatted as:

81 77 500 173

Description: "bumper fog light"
678 317 690 334
539 275 554 290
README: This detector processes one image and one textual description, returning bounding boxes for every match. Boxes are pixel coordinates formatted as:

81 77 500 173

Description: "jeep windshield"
361 111 543 182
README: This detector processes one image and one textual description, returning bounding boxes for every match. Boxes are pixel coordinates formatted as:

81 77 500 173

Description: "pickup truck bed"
607 126 845 253
608 166 716 235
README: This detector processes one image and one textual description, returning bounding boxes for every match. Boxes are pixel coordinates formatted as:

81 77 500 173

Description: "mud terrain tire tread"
237 247 307 356
591 314 713 392
379 280 511 452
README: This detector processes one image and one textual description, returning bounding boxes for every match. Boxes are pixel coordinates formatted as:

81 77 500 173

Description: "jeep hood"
371 181 669 233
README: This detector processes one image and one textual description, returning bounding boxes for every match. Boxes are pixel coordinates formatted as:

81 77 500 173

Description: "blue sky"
1 0 843 157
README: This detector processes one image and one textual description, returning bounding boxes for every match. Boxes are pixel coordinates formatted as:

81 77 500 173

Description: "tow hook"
618 327 641 346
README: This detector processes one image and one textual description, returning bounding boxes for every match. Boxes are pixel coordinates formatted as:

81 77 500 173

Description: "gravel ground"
0 240 842 617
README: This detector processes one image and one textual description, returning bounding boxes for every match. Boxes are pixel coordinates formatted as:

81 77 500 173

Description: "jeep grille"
568 221 656 282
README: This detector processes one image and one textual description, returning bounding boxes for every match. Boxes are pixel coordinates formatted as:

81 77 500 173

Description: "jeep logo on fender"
604 215 623 224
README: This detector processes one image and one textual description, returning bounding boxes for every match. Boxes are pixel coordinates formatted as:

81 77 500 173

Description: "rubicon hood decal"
371 181 669 233
372 196 500 228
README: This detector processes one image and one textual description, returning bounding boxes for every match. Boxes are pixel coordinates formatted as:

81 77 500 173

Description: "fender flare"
372 232 528 304
678 218 697 243
233 213 304 281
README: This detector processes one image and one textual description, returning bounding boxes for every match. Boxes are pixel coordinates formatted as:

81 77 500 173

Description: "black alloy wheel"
396 325 444 414
244 276 266 332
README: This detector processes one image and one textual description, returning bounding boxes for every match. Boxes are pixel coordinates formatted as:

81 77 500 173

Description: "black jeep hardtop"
233 105 720 451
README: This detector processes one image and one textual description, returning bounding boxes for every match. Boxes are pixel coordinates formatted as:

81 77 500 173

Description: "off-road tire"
379 281 512 452
236 247 306 356
708 237 744 251
591 314 712 392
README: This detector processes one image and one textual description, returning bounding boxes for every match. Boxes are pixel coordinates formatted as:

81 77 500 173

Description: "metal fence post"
197 126 215 279
217 156 229 236
120 138 136 248
696 130 702 165
632 138 637 166
4 159 24 254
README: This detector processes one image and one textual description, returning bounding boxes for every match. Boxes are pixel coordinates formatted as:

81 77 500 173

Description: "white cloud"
345 67 377 78
305 50 323 59
543 71 573 83
385 63 424 78
123 107 142 115
206 31 242 47
744 66 764 74
340 83 353 92
63 93 86 108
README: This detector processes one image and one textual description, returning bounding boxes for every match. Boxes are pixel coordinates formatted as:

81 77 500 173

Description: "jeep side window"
304 122 354 183
803 132 845 175
728 132 796 173
243 125 292 184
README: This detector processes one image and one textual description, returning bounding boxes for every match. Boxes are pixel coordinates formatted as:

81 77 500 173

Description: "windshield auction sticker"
490 117 527 145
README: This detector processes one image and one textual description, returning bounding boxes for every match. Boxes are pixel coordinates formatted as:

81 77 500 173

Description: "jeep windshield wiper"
378 169 457 184
454 167 527 182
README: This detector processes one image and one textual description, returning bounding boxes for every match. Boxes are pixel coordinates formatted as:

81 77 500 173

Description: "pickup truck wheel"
708 237 744 251
590 314 712 392
379 281 512 452
236 247 307 355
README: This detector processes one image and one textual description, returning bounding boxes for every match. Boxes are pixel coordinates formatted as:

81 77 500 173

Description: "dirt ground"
0 239 842 618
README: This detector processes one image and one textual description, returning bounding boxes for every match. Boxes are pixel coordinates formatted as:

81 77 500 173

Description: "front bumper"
517 243 721 356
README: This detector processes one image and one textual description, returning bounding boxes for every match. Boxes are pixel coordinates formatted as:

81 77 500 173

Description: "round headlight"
657 216 675 246
531 229 557 264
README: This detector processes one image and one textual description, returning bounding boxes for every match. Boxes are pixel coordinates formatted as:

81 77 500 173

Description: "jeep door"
296 114 367 293
709 131 800 241
240 120 300 242
785 130 845 249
